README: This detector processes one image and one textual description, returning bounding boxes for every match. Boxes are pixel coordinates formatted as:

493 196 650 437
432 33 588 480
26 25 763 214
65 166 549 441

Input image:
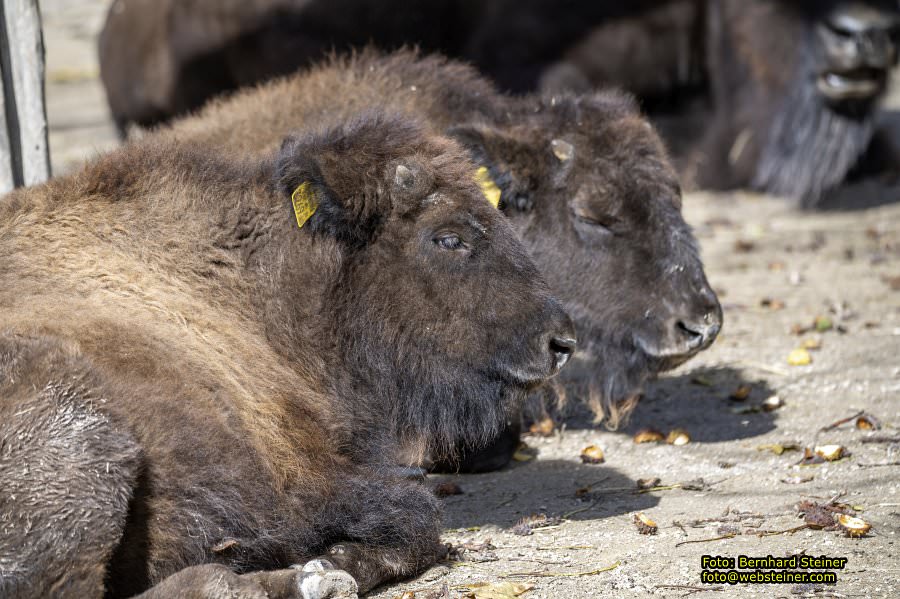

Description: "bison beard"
752 47 875 207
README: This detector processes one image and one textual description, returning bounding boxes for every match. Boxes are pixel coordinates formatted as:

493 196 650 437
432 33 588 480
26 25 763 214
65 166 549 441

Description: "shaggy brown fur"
541 0 900 207
99 0 900 207
0 111 574 597
159 51 721 470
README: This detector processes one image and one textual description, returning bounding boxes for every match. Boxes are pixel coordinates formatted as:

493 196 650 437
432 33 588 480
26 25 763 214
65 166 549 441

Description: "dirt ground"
39 2 900 597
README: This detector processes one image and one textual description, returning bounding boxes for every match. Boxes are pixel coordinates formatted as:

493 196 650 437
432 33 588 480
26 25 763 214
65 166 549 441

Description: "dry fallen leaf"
787 348 812 366
757 443 801 455
814 444 845 461
801 338 822 350
465 582 535 599
761 395 785 412
734 239 756 253
760 297 785 310
838 514 871 538
395 593 416 599
797 499 853 530
814 316 833 332
691 375 714 387
881 275 900 291
666 429 691 446
528 417 555 437
636 477 662 490
434 482 464 498
856 414 882 430
730 385 752 401
633 429 665 444
633 512 658 535
580 445 605 464
797 447 826 466
510 514 562 536
512 442 536 462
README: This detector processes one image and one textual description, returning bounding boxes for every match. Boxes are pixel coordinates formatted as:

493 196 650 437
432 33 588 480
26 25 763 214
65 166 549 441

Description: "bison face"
450 93 721 427
814 1 899 104
710 0 899 204
274 112 575 459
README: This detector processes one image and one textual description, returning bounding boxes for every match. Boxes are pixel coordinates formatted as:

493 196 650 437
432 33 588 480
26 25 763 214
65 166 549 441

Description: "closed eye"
433 233 468 251
573 212 617 232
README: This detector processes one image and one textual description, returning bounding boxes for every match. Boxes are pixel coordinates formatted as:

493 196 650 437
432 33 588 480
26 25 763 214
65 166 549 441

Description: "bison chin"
391 376 528 466
752 46 876 207
539 335 652 430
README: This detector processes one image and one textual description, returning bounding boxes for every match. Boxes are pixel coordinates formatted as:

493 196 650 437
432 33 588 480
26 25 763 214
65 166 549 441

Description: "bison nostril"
676 317 720 350
676 320 705 348
549 336 577 372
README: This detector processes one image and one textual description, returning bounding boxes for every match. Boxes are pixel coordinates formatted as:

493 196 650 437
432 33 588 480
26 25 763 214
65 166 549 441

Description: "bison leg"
133 562 357 599
312 476 446 593
0 335 142 598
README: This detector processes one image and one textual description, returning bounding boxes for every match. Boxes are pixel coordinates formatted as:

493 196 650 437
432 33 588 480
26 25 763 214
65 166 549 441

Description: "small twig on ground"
821 411 866 432
656 584 725 596
563 499 601 519
637 483 683 494
493 493 518 509
675 533 737 547
857 461 900 468
860 436 900 444
500 561 621 579
756 524 809 537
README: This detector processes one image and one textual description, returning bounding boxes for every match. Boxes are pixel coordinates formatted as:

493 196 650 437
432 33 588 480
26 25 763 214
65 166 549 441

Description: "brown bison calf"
0 111 574 597
165 51 721 469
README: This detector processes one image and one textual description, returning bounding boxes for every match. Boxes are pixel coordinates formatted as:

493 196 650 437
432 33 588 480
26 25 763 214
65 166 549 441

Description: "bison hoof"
293 559 358 599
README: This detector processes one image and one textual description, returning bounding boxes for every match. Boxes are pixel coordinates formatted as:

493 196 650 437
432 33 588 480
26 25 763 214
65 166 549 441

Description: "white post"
0 0 50 194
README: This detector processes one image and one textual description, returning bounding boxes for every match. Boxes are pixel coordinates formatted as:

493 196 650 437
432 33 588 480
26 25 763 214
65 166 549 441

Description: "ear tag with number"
291 182 319 228
474 166 502 209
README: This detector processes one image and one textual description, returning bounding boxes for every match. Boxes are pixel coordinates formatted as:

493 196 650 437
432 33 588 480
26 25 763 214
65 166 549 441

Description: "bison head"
272 112 576 461
708 0 900 205
449 93 721 428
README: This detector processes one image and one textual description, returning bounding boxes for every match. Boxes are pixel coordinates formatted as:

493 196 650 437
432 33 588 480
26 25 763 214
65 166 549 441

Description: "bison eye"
573 213 616 232
434 233 466 251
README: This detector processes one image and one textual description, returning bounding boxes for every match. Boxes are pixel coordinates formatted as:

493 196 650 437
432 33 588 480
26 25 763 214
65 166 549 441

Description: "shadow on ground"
552 365 779 443
432 462 660 530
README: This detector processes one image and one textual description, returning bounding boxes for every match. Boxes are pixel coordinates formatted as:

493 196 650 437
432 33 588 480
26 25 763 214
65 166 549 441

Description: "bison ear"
446 124 538 214
273 134 380 247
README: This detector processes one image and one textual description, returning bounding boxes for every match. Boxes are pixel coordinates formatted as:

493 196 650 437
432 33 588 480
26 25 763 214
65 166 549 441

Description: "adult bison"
100 0 900 207
540 0 900 207
163 51 723 470
0 111 576 597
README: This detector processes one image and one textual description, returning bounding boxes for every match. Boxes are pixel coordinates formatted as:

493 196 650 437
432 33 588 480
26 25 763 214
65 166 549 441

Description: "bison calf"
0 111 574 597
164 51 722 469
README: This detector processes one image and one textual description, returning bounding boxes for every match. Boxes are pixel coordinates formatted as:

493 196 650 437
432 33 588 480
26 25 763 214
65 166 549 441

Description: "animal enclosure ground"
39 2 900 597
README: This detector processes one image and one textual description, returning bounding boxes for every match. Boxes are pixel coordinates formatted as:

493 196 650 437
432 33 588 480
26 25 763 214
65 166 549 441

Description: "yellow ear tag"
291 182 319 228
474 166 502 209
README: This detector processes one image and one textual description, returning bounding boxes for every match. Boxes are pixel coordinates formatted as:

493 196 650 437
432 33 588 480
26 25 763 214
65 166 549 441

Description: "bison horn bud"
550 139 575 162
394 164 416 190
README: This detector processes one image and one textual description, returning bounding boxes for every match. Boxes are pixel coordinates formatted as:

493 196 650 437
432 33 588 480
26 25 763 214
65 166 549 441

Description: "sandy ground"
37 2 900 598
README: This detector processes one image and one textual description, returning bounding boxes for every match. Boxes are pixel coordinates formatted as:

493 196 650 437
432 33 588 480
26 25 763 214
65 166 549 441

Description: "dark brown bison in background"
0 111 576 597
99 0 900 207
162 51 722 471
541 0 900 207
